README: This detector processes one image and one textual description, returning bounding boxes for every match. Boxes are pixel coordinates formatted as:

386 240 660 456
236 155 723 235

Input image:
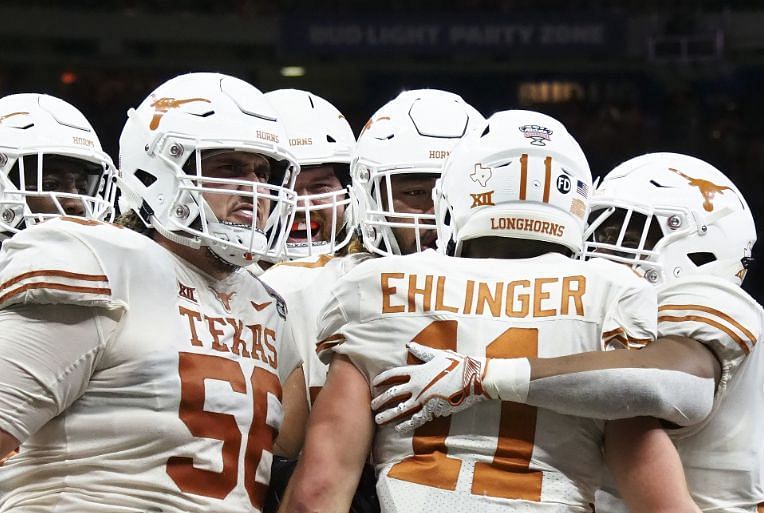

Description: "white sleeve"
602 284 657 350
315 290 350 366
0 304 120 442
658 278 763 389
277 320 303 385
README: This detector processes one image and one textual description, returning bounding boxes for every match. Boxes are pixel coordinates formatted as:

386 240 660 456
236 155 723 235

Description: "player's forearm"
273 366 309 459
0 429 19 462
278 356 374 513
483 337 716 425
606 417 701 513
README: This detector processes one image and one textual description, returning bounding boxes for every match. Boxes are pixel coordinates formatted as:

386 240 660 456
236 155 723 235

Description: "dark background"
1 0 761 300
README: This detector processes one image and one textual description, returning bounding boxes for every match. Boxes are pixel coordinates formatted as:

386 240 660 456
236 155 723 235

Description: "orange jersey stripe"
271 254 334 269
602 327 624 339
0 270 108 293
315 334 346 354
659 303 757 346
0 282 111 304
658 314 750 354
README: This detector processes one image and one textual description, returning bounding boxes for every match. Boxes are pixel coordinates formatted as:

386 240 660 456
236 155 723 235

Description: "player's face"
289 165 345 245
590 209 663 259
380 173 438 254
22 156 95 216
201 150 272 230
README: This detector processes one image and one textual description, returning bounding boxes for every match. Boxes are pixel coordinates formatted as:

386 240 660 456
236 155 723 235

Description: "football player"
262 88 484 412
373 152 761 512
261 89 484 513
278 110 700 512
0 73 305 512
0 93 116 243
264 89 356 262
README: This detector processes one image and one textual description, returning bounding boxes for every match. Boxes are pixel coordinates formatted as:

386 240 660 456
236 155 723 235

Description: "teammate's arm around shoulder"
278 354 374 513
273 364 309 459
0 430 19 462
606 417 701 513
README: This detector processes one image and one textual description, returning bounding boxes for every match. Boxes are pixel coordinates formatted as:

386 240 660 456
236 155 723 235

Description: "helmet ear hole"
687 251 717 267
134 169 157 187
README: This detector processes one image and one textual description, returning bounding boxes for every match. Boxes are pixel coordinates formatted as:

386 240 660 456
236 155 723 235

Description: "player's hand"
371 342 489 433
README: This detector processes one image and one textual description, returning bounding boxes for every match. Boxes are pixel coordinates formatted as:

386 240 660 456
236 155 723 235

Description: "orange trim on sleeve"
0 283 112 304
315 333 346 354
271 254 334 270
0 270 108 293
659 303 757 346
658 314 750 354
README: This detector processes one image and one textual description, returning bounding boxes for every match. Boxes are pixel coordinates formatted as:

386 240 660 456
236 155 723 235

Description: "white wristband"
482 358 531 403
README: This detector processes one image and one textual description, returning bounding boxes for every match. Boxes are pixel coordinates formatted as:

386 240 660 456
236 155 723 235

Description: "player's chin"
419 230 438 251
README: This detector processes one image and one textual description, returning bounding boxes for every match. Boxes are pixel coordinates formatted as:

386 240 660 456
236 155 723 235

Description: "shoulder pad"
0 217 147 310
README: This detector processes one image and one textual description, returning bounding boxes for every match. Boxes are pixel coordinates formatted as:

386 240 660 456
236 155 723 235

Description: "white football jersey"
0 217 300 513
659 277 764 512
316 250 657 513
261 252 372 406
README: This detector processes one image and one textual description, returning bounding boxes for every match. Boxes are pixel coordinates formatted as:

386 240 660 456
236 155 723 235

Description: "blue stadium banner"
281 15 625 55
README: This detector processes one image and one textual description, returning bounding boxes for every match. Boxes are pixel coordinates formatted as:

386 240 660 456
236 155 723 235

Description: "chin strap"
152 218 203 249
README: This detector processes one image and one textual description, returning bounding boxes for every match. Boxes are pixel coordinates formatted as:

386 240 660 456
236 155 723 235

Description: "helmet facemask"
355 163 439 256
582 152 756 286
145 143 297 267
285 164 353 259
0 150 116 238
118 73 301 267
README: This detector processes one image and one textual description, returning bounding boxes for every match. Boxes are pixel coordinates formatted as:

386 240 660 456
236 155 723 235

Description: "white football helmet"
0 93 116 241
583 152 756 286
353 89 484 256
118 72 299 266
436 109 591 256
264 89 355 259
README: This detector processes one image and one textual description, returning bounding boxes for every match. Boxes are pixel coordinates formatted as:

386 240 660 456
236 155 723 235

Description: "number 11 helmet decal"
436 109 591 256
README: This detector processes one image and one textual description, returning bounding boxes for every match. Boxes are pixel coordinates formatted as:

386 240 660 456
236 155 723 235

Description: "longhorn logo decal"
149 97 211 130
669 167 731 212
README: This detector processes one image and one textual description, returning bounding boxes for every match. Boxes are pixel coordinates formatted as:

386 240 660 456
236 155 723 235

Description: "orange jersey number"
388 320 542 501
167 352 281 509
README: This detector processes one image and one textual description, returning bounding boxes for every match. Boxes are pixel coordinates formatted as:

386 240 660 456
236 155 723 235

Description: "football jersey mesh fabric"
0 218 300 513
660 277 764 512
597 276 764 513
316 250 657 512
261 252 372 406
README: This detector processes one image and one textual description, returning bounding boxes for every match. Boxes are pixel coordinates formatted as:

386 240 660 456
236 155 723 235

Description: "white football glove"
371 342 489 433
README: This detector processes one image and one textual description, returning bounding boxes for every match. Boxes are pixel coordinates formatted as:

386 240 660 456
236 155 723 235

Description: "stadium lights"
280 66 306 77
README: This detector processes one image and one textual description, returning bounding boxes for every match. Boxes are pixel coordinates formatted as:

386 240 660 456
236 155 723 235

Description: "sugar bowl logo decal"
519 124 553 146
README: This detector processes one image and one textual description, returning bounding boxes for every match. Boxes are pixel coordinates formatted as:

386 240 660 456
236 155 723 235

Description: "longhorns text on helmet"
0 93 117 240
435 109 592 257
117 72 301 267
